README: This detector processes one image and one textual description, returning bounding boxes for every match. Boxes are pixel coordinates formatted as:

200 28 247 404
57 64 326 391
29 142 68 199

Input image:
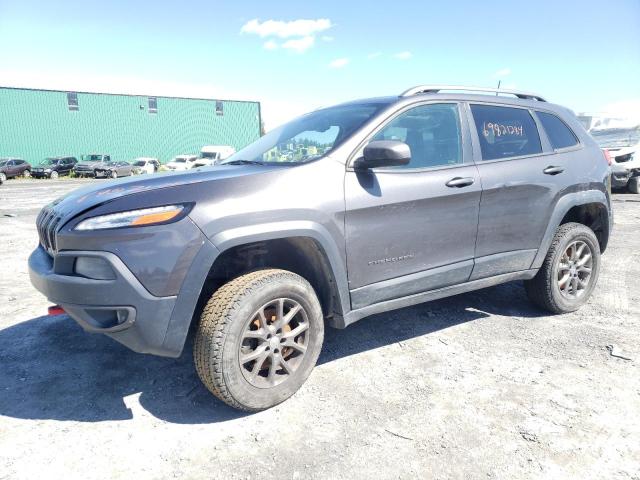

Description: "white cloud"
329 58 349 69
240 18 332 38
493 67 512 78
394 51 412 60
281 36 315 53
263 40 279 50
321 35 334 42
367 52 382 59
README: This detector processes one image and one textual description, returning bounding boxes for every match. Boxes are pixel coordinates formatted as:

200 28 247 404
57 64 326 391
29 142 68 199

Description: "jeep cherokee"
29 85 613 411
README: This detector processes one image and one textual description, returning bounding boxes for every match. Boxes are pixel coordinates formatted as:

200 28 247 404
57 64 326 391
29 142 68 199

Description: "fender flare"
210 220 351 317
531 190 610 269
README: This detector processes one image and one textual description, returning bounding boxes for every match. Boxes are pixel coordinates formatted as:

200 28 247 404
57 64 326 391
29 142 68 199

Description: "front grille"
36 207 62 254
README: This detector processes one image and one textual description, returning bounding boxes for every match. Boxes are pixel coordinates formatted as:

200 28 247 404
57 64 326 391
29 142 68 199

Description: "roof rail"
400 85 547 102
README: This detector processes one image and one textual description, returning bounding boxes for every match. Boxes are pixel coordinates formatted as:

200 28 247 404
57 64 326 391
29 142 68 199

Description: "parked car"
0 158 31 179
29 85 612 412
94 161 133 179
591 127 639 193
32 156 78 179
166 155 198 171
193 145 236 167
131 157 160 175
73 154 111 177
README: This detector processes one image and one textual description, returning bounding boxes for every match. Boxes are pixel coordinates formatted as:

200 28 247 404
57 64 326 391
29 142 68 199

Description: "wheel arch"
531 190 611 269
160 223 350 356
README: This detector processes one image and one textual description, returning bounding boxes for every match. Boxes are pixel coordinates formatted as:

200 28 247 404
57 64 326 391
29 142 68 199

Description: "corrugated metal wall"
0 87 261 164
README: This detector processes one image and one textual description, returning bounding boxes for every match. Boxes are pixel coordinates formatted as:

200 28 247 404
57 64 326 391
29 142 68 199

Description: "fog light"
74 257 115 280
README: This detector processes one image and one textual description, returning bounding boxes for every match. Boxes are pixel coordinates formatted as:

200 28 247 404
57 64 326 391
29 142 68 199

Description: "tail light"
603 149 612 166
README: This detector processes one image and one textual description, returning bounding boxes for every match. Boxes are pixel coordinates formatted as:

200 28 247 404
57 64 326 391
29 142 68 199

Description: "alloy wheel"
239 298 310 388
557 240 593 299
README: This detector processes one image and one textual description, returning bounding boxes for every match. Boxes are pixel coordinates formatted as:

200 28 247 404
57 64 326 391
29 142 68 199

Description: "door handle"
446 177 475 188
543 165 565 175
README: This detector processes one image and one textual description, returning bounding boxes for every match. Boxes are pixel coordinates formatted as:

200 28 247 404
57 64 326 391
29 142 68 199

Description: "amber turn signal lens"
131 209 182 226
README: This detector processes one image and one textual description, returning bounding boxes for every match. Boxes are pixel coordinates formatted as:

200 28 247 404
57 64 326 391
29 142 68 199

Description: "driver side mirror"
354 140 411 170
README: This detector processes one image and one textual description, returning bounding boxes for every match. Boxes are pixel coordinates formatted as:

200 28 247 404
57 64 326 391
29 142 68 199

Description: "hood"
46 165 278 222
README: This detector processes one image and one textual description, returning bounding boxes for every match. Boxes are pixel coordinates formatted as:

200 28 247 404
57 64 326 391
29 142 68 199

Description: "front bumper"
29 246 179 356
31 170 51 178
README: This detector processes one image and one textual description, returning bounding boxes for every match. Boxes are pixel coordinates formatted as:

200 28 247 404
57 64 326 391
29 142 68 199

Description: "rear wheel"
525 222 600 313
194 269 324 411
629 177 640 194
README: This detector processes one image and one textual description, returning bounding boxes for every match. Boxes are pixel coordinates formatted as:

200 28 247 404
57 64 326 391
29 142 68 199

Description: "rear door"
467 103 575 279
345 102 481 309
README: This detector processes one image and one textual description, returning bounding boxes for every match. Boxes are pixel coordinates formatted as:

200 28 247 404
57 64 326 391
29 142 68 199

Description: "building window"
67 92 79 111
148 97 157 114
216 100 224 116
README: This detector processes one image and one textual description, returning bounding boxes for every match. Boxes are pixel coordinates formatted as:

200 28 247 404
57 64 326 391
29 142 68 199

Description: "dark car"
94 161 133 179
29 85 613 412
73 154 111 177
0 158 32 179
32 157 78 179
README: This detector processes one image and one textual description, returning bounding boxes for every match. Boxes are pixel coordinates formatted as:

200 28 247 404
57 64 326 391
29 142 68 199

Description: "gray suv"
29 86 613 411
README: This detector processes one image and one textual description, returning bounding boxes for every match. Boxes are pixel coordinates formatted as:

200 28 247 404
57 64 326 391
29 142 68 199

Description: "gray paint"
28 91 612 357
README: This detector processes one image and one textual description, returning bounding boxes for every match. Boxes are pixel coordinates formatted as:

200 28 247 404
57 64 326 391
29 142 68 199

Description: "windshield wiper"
222 159 264 166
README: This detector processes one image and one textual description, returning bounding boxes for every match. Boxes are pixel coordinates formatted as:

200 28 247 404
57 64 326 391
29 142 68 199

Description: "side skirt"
330 269 538 328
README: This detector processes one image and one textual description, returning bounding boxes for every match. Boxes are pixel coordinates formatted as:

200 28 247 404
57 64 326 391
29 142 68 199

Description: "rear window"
536 111 578 150
471 105 542 160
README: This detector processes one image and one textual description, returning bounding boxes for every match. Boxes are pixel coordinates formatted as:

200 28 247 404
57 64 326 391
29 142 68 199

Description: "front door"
345 103 481 309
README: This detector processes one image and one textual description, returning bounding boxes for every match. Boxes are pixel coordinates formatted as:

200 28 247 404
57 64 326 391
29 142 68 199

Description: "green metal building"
0 86 261 164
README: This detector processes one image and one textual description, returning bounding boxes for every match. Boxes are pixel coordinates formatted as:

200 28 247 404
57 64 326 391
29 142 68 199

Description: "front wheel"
110 170 118 179
23 169 31 178
194 269 324 411
0 172 6 183
524 222 601 314
50 171 59 179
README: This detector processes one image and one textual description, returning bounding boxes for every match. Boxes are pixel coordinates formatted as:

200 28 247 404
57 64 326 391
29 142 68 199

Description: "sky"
0 0 639 129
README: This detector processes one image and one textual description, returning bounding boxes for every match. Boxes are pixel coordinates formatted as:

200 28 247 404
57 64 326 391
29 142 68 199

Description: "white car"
166 155 198 171
132 157 160 175
591 127 640 193
193 145 236 167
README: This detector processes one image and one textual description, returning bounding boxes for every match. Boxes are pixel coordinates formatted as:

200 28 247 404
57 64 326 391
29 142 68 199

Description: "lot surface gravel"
1 178 639 480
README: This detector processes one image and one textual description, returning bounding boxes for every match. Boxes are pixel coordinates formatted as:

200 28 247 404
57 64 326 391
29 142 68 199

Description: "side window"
373 103 462 169
104 156 110 162
536 111 578 150
470 105 542 160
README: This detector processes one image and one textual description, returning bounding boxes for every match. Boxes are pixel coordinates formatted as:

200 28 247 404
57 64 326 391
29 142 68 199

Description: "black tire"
194 269 324 411
0 172 6 183
50 171 59 179
23 169 31 178
524 222 601 314
629 177 640 194
110 170 118 179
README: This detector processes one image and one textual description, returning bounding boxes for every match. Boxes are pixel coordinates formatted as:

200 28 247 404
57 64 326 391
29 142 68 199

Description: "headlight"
74 205 188 231
44 168 52 173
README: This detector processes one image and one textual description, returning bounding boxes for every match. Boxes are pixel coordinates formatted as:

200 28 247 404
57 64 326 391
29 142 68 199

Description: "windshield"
40 158 58 165
0 161 6 167
591 128 640 149
222 102 390 165
82 154 103 162
133 160 146 166
201 152 219 159
174 158 187 163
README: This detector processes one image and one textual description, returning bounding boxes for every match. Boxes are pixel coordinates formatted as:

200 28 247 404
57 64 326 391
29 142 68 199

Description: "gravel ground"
1 178 639 480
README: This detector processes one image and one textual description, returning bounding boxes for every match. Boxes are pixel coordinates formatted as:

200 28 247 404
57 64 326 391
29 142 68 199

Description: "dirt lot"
1 178 639 480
